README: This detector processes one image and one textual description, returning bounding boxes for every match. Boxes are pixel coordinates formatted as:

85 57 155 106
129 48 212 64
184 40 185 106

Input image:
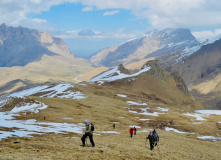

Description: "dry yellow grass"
0 54 94 94
125 58 156 70
0 74 220 160
75 67 110 82
189 74 221 95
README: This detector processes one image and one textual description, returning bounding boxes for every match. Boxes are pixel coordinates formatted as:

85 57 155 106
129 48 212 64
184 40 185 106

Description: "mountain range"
88 28 221 109
0 23 94 93
90 28 199 67
0 24 220 109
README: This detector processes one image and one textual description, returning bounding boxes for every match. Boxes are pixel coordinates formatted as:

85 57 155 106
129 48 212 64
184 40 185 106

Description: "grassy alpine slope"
0 72 220 160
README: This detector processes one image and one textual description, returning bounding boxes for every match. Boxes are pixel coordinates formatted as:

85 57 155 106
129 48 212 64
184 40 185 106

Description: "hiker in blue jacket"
153 130 159 146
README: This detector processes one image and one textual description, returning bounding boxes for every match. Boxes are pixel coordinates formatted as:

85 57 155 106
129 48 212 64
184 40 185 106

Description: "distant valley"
0 23 95 94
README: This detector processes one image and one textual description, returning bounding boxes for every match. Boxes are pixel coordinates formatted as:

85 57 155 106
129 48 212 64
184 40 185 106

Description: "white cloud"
54 28 144 40
0 0 79 31
31 18 47 24
103 10 119 16
1 0 221 37
82 6 93 12
192 29 221 42
30 0 42 4
79 0 221 29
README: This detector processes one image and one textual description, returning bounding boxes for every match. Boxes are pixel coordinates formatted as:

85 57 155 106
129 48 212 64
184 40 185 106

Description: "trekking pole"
145 138 147 148
157 142 160 152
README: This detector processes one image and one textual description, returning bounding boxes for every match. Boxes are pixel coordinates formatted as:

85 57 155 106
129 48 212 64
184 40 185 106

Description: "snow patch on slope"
1 83 87 101
89 65 151 84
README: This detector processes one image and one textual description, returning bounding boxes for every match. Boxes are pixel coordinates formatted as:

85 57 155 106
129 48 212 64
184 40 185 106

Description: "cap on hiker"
84 119 89 123
150 131 152 133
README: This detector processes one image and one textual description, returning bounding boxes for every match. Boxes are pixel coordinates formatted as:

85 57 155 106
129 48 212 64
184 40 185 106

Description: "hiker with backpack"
153 130 159 146
81 119 95 147
129 128 134 138
133 127 137 135
146 131 156 150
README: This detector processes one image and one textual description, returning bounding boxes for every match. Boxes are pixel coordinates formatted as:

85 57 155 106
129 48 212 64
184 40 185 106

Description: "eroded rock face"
142 60 166 81
216 101 221 109
141 60 189 95
170 72 189 95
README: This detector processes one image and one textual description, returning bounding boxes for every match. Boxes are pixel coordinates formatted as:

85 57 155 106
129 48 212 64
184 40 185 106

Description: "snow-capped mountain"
90 28 199 67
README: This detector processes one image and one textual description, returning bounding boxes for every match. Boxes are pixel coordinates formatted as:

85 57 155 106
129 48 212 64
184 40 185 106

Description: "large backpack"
91 123 95 131
153 132 159 141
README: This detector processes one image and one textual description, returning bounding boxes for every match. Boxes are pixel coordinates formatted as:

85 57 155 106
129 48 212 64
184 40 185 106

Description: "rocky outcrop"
216 101 221 109
142 60 166 81
170 72 189 95
118 63 130 74
141 60 189 95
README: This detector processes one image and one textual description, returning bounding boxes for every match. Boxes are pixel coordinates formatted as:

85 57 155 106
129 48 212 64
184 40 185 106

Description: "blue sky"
1 0 221 58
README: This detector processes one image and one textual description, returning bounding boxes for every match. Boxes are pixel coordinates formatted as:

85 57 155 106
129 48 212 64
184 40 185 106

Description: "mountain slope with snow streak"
4 83 86 100
89 65 151 84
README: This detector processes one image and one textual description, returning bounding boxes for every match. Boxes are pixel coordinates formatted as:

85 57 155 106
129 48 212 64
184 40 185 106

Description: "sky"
1 0 221 58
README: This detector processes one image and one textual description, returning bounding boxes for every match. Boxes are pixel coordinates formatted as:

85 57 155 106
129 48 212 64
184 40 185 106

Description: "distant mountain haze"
0 24 94 93
0 23 74 67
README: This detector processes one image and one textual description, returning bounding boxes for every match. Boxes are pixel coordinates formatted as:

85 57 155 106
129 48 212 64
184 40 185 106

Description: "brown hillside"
0 78 220 159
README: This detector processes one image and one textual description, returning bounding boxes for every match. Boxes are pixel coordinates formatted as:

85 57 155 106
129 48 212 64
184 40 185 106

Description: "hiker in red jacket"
130 128 134 138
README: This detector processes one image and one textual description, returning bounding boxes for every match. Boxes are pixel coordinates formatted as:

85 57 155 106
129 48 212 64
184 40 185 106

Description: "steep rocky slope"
158 39 221 109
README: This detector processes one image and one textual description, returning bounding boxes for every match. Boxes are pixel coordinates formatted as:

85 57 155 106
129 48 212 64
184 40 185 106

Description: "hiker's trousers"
150 142 154 150
81 133 95 147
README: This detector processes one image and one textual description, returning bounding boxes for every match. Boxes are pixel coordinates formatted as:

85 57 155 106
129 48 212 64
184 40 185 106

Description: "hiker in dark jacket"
133 127 137 135
147 131 156 150
130 128 134 138
153 130 159 146
81 119 95 147
113 123 115 129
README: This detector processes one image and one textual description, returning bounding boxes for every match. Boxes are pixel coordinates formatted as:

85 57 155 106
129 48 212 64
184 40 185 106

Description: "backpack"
153 132 159 141
91 123 95 131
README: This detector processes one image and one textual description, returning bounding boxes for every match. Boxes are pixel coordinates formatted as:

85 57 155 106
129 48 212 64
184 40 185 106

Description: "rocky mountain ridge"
90 28 199 67
0 23 74 67
0 24 94 94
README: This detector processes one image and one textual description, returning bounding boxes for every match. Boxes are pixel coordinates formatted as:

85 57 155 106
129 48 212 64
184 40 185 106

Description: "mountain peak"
91 28 198 67
0 23 6 28
0 24 72 67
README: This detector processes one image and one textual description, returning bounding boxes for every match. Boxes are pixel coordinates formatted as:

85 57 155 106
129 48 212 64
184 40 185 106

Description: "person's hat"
84 119 89 123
